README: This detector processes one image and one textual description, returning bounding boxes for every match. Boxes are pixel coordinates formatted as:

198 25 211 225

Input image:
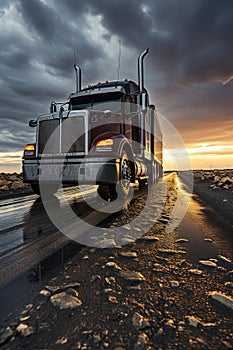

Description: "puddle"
177 190 233 264
0 242 81 323
0 227 24 253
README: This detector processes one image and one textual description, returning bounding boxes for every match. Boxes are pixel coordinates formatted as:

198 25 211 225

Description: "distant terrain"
0 169 233 194
0 172 29 192
193 169 233 191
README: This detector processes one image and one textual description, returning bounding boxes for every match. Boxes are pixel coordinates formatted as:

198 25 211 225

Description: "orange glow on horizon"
163 143 233 170
0 144 232 173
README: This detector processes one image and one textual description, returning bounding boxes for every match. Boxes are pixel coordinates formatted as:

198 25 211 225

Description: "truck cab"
23 49 163 201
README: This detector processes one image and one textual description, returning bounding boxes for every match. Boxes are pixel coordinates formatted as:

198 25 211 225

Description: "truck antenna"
117 39 121 81
74 51 81 92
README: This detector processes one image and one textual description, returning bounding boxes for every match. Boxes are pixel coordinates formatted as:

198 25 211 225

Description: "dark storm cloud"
17 0 57 41
156 80 233 121
85 0 233 86
17 0 104 73
0 0 232 159
6 0 233 86
88 0 154 48
0 118 35 151
0 0 13 14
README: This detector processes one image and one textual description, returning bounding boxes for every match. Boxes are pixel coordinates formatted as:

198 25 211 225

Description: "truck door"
124 95 135 140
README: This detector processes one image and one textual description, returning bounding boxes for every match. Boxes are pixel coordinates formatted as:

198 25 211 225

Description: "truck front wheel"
116 150 131 198
108 150 132 201
97 150 132 202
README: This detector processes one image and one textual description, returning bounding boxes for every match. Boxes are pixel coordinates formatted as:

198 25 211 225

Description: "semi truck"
22 49 163 201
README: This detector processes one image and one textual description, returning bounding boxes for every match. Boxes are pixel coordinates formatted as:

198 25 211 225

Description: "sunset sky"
0 0 232 172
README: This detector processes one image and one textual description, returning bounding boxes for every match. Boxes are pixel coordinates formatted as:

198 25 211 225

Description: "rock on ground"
0 327 13 346
209 291 233 311
50 288 82 309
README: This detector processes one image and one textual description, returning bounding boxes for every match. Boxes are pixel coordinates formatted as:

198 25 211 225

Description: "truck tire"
97 150 132 202
111 150 131 200
97 184 112 201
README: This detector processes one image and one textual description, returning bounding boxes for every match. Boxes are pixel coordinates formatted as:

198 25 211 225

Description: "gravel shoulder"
0 172 233 349
193 170 233 225
193 180 233 224
0 172 32 200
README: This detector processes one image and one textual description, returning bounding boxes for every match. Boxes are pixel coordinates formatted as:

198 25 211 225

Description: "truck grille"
38 116 86 155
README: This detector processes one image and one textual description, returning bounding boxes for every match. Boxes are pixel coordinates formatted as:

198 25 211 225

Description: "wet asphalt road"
0 173 233 349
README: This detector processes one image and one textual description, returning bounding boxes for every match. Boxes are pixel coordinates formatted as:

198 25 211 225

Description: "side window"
125 96 131 114
125 95 137 114
130 96 137 113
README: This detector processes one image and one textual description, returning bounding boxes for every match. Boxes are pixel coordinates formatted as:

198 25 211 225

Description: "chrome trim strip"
38 152 85 157
36 122 39 158
23 156 119 164
84 113 89 155
59 116 62 153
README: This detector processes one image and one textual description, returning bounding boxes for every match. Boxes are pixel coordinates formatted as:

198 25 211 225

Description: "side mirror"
29 119 37 127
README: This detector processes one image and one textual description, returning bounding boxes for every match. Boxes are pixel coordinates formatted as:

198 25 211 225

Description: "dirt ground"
0 172 233 349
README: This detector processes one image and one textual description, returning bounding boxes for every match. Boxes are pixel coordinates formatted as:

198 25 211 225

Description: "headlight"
95 138 113 152
23 144 36 158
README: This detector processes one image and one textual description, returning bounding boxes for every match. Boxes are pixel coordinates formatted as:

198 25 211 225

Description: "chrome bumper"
23 157 120 185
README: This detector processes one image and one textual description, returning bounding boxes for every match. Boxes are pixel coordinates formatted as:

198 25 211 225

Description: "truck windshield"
70 92 123 112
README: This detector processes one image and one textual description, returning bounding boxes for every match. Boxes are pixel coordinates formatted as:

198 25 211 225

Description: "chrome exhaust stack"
74 52 81 92
138 49 149 156
74 64 81 92
138 48 149 92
